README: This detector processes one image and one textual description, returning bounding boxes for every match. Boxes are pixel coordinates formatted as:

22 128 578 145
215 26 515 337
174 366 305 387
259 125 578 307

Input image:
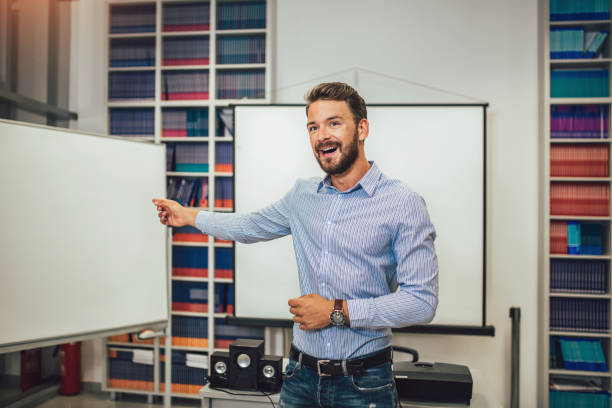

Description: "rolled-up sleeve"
195 186 293 244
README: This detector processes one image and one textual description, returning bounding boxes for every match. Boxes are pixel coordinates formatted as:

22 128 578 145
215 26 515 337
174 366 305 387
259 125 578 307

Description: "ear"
357 118 369 142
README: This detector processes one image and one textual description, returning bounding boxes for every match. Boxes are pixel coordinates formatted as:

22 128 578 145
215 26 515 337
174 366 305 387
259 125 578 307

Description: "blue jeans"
279 353 398 408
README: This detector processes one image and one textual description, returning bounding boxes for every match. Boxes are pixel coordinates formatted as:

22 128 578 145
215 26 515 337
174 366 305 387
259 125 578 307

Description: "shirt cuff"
347 298 373 328
195 210 213 234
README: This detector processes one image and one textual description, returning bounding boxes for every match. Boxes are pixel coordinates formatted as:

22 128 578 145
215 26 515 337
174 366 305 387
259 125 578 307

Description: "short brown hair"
305 82 367 126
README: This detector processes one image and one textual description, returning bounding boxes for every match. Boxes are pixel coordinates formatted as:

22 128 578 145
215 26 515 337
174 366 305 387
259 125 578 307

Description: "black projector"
393 361 473 404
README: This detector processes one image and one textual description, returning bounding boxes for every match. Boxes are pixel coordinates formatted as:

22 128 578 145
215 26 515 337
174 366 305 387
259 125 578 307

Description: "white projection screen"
234 105 487 329
0 120 168 353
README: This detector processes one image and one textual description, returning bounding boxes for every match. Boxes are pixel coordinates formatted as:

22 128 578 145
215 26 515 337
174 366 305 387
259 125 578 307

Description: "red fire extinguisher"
60 342 81 395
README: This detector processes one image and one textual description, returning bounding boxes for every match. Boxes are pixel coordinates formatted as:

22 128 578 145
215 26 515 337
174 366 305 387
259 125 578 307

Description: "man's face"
306 100 360 175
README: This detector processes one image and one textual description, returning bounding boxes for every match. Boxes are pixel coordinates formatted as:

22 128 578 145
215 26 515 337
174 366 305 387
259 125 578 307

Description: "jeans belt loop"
296 351 303 369
341 359 349 377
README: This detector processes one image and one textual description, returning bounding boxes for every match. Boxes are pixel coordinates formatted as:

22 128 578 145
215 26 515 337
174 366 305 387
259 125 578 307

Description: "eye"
308 126 318 133
330 121 339 127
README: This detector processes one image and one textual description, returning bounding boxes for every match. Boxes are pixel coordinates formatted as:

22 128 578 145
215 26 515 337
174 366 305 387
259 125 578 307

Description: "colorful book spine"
163 37 210 66
161 351 208 394
551 105 609 139
174 143 209 172
109 108 154 136
108 347 155 391
216 69 265 99
172 316 208 348
551 220 569 254
214 177 234 208
215 247 233 279
109 71 155 100
551 69 610 98
549 390 611 408
110 5 156 34
172 246 208 278
550 259 607 293
110 38 155 67
172 281 208 313
162 108 209 137
173 225 208 243
550 182 610 217
558 336 609 371
216 1 266 30
163 3 210 32
217 35 265 64
550 0 610 21
167 177 208 207
550 144 609 176
550 298 610 333
215 142 234 172
162 70 209 100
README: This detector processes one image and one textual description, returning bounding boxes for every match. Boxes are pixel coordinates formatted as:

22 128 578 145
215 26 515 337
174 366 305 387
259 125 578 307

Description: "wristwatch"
329 299 346 326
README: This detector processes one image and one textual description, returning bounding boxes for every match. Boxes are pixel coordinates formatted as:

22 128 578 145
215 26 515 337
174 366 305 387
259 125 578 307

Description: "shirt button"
327 343 331 347
327 220 331 225
324 250 329 254
321 282 325 286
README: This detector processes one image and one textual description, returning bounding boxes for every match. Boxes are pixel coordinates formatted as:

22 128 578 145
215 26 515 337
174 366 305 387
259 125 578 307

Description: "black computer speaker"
229 338 264 390
258 355 283 392
209 351 230 388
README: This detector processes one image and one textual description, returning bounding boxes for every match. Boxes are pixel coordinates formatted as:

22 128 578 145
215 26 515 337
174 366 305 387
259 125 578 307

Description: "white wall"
70 0 540 405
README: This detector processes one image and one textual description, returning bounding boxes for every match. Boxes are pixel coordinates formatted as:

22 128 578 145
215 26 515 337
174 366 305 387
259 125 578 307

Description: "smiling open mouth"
319 146 338 157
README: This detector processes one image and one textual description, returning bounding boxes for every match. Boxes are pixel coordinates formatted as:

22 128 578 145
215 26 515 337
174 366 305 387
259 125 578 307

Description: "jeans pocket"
284 358 302 380
349 362 394 392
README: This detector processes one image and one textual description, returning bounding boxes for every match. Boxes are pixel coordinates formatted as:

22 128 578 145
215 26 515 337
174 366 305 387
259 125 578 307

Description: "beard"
314 129 360 175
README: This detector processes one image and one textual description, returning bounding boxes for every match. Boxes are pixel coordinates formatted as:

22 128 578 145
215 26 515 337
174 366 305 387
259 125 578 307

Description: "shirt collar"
317 161 381 197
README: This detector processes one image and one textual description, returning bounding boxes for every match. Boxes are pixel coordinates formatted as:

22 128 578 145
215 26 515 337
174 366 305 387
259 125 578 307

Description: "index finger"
288 298 300 307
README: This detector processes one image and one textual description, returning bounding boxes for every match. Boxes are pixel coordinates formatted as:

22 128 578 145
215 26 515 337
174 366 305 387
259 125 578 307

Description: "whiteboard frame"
228 104 493 336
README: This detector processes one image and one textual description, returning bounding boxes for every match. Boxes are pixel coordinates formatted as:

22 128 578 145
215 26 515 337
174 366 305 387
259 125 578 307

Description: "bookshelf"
543 1 612 406
103 0 271 402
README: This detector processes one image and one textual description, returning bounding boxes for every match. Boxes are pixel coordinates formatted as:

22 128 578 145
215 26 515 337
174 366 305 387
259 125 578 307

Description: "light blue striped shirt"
196 162 438 359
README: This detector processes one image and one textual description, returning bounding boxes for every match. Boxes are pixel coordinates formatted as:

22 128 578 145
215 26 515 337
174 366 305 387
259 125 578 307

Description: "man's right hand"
152 198 199 227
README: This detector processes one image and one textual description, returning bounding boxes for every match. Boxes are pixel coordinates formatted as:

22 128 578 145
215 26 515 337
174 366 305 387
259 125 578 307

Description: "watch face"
330 309 346 326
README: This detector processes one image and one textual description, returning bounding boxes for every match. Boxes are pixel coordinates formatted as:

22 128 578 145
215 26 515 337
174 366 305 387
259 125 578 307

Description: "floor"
24 392 200 408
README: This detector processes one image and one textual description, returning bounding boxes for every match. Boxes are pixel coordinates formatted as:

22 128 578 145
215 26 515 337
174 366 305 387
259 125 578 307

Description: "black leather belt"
290 345 391 377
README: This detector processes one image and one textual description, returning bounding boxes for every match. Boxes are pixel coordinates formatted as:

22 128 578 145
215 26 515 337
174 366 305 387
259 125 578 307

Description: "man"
153 82 438 408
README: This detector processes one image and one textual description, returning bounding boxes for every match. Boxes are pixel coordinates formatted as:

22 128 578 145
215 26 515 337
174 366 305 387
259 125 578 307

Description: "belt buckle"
317 359 331 376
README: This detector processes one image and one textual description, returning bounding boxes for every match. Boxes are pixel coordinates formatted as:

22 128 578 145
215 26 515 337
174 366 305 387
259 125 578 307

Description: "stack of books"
551 105 609 139
109 108 154 136
216 69 265 99
550 144 608 177
217 35 265 64
163 37 209 66
172 316 208 347
217 0 266 29
163 2 210 32
110 4 155 33
172 246 208 278
163 108 209 137
215 142 233 172
550 259 607 293
550 298 610 332
109 71 155 100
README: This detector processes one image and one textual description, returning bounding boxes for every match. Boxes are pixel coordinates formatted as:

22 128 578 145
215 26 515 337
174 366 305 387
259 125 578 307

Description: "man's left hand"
288 294 333 330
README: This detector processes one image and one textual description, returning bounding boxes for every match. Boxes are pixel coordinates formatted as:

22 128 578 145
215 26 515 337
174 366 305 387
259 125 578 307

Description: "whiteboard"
234 105 485 327
0 120 168 352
